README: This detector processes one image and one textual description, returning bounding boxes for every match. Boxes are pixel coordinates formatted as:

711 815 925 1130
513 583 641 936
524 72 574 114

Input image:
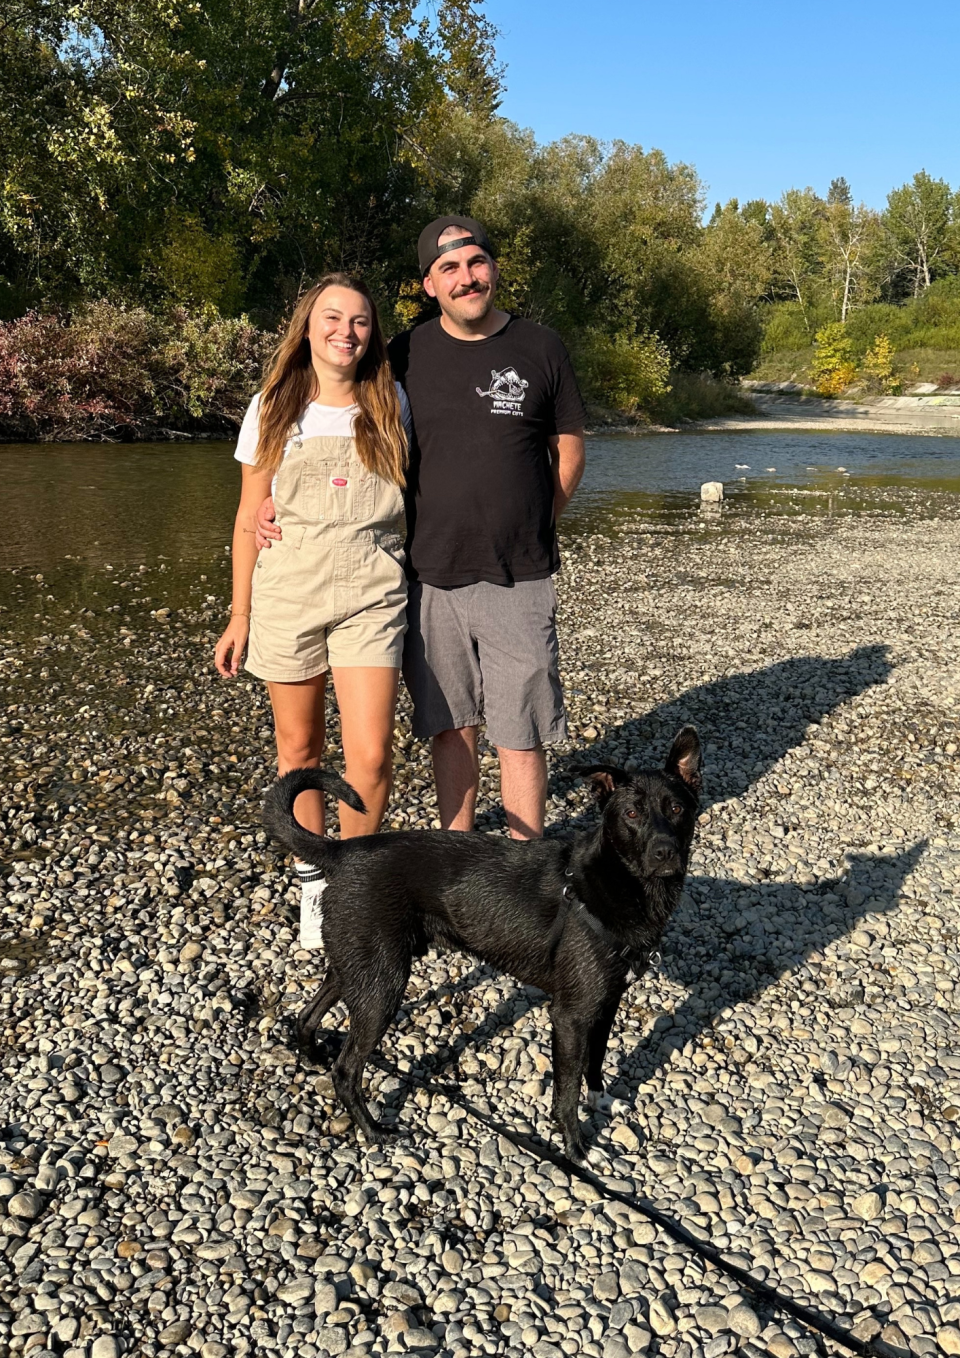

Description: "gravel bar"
0 493 958 1358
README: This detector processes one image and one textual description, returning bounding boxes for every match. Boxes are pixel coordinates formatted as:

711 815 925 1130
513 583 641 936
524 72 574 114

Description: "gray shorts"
402 578 567 750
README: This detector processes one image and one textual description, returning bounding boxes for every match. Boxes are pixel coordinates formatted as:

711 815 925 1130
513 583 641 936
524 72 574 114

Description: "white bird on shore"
735 463 750 469
836 466 847 471
765 467 776 472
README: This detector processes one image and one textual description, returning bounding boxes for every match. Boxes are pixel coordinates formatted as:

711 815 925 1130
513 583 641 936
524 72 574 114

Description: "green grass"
653 372 758 422
890 349 960 387
749 346 960 391
749 349 815 385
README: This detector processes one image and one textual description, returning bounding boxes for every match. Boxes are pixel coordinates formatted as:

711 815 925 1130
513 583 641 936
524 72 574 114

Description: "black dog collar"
555 875 660 977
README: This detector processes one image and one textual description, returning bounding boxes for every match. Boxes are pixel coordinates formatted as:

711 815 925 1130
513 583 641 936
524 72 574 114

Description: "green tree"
818 191 883 321
884 170 955 296
1 0 457 315
436 0 504 119
698 199 773 308
769 188 826 332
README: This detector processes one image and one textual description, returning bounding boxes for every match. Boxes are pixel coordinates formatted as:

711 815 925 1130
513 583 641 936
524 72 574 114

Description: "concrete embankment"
700 384 960 436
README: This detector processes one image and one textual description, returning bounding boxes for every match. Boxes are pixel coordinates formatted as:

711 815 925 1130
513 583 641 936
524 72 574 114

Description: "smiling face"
423 226 499 327
306 285 372 380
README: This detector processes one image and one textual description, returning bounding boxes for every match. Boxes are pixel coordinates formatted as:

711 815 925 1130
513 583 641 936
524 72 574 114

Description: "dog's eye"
671 803 683 815
626 810 638 819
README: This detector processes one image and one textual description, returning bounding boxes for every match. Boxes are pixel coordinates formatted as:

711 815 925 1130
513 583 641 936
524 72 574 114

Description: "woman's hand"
214 616 250 677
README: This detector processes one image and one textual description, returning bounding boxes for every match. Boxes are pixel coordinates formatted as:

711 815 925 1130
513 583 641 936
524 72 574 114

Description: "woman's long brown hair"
255 273 407 485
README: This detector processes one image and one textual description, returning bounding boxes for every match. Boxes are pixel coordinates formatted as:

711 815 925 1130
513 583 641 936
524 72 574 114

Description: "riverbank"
697 389 960 436
1 487 958 1358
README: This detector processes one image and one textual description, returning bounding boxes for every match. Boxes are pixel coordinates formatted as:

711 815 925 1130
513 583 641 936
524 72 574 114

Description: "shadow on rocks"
373 843 925 1135
537 643 894 835
608 839 927 1098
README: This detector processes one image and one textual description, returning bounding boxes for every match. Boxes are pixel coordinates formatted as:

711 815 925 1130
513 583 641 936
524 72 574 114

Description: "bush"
861 334 900 395
574 329 672 415
810 322 857 396
763 281 960 360
761 302 821 353
0 303 269 440
652 372 757 423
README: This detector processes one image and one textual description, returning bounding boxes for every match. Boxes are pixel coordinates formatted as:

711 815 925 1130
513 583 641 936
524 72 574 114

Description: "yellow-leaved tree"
810 322 857 396
861 334 900 394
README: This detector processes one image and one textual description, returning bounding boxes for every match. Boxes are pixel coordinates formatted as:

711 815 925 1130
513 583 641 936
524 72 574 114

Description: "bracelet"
231 611 251 619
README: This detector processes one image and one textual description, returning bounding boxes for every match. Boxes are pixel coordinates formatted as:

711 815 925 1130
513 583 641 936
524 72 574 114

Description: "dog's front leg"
584 995 622 1111
550 1005 590 1161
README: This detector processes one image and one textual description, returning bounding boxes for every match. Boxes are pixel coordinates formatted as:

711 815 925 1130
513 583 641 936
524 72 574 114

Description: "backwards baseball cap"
417 215 495 278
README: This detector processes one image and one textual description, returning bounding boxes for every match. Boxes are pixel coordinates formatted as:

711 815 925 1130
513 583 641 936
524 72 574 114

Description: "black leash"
373 1059 885 1358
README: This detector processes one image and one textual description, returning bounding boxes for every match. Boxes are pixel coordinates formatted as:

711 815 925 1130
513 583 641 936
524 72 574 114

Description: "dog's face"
578 726 702 878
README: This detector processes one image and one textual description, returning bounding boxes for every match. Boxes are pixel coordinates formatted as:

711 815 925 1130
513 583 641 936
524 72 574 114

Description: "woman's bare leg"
267 675 327 835
332 667 400 838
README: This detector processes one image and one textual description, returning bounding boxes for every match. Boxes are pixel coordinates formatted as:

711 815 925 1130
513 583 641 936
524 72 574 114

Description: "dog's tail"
262 768 367 867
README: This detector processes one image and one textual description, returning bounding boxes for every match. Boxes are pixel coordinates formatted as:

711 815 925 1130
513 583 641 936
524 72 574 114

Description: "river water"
0 429 958 613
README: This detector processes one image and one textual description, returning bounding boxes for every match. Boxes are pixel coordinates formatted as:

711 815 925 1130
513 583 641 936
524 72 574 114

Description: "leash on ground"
378 1062 885 1358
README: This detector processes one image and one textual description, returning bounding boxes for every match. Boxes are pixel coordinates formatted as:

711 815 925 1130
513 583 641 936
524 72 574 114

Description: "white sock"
295 862 327 949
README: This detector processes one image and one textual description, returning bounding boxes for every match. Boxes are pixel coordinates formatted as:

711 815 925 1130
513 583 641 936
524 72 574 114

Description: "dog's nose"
648 839 681 874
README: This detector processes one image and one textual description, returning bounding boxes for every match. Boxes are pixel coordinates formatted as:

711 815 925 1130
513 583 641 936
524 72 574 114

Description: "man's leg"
497 744 547 840
433 726 480 830
474 578 566 841
403 582 483 831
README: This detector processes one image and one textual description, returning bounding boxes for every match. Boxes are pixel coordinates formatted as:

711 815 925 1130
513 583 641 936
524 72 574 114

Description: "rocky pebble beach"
0 483 958 1358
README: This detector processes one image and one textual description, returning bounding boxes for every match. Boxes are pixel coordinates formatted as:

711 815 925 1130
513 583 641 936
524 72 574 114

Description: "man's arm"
548 431 585 517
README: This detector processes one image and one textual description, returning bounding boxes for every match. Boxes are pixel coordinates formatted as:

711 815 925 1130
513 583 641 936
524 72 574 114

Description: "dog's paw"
585 1089 613 1115
361 1122 401 1145
566 1139 604 1167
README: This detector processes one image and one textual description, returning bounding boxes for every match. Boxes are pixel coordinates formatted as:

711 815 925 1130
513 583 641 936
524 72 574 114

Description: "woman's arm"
214 464 275 677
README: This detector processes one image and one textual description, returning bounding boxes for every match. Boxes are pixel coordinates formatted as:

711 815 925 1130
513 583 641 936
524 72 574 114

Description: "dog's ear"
573 764 631 806
664 725 702 793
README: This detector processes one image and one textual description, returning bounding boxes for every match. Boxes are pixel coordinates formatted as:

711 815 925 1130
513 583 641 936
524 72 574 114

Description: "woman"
215 273 411 947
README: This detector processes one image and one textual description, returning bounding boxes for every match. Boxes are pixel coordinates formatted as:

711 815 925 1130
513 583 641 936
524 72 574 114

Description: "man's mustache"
451 282 489 299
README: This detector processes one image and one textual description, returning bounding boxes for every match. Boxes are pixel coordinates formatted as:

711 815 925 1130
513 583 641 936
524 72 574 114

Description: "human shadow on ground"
483 644 891 835
320 841 925 1138
606 839 926 1099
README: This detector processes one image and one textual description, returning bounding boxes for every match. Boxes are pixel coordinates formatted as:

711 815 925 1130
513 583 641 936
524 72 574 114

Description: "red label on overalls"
331 476 348 488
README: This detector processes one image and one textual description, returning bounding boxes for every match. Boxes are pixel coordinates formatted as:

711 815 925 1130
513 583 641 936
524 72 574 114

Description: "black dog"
263 727 701 1161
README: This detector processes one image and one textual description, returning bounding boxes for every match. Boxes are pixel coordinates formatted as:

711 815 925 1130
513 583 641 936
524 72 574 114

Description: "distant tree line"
2 1 959 431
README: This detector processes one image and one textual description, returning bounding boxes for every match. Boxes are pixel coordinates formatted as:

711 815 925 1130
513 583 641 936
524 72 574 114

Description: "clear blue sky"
480 0 959 211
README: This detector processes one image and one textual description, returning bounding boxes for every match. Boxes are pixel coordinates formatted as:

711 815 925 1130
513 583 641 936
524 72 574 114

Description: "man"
259 215 586 838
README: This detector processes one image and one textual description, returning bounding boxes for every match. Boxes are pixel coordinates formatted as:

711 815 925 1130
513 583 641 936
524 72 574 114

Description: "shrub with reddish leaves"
0 304 270 441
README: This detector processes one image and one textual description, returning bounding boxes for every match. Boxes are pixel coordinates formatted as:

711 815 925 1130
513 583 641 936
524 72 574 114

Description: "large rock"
851 1190 883 1220
648 1299 676 1336
8 1191 43 1220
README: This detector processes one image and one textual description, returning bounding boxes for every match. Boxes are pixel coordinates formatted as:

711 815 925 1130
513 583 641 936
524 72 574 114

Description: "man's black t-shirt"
388 316 586 588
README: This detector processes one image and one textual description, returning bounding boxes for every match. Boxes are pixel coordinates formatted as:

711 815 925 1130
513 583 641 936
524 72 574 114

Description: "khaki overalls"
246 429 407 681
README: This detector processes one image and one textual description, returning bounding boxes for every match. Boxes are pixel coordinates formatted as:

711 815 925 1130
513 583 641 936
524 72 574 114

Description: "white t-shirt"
234 385 413 494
